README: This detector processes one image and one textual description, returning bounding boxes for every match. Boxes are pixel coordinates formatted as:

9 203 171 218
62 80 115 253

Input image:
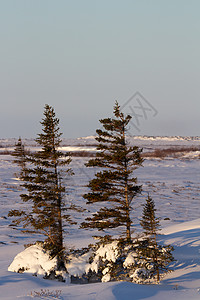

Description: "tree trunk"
125 184 131 242
123 127 131 242
156 267 160 283
53 147 65 270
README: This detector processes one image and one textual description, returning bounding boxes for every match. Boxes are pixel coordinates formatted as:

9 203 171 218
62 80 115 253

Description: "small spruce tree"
139 194 174 282
9 105 74 271
12 137 26 178
81 101 143 242
140 194 160 237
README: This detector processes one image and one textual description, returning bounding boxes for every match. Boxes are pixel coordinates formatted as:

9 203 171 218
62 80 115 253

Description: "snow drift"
8 244 57 276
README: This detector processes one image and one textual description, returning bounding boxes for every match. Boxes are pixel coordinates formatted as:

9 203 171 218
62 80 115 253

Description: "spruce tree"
12 137 26 178
9 105 74 270
81 102 143 242
140 194 160 237
139 195 174 282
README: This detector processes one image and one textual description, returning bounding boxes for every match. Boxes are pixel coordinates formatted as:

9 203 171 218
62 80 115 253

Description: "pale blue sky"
0 0 200 138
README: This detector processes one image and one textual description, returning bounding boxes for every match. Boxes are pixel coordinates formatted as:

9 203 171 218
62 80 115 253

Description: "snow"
94 241 119 263
8 245 57 276
161 218 200 235
90 241 119 278
182 151 200 159
0 136 200 299
66 252 91 277
123 252 136 267
58 146 96 152
102 273 111 283
66 241 120 280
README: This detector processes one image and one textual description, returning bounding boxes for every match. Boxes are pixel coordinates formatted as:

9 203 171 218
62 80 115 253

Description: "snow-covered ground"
0 136 200 299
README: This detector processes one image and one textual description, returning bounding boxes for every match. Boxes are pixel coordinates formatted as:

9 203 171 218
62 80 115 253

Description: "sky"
0 0 200 138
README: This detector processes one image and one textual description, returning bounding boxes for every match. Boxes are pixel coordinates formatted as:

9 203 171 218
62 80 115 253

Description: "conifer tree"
81 102 143 242
140 194 160 237
139 195 174 282
12 137 26 178
9 105 74 270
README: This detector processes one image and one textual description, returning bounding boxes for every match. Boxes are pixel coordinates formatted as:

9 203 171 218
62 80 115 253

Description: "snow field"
0 136 200 299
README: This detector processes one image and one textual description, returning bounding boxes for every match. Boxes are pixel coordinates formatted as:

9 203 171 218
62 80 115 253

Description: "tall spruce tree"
139 195 174 282
81 102 143 242
9 105 73 270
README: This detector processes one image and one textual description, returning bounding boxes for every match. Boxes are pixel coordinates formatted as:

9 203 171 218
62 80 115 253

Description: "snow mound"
66 252 92 277
8 245 57 276
66 241 119 280
65 241 121 283
90 241 119 282
182 151 200 159
93 241 119 263
161 218 200 235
